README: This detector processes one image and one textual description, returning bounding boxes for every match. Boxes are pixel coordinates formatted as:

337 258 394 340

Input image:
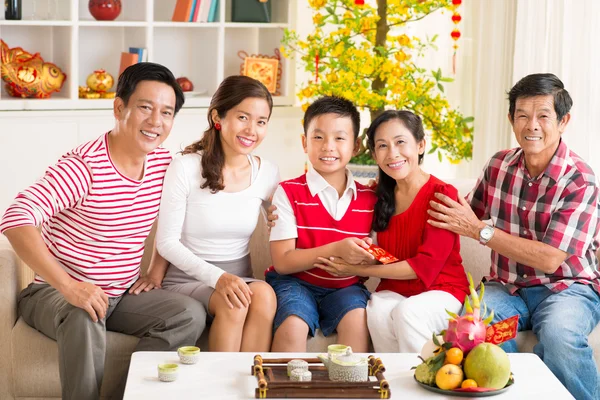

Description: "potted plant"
282 0 473 177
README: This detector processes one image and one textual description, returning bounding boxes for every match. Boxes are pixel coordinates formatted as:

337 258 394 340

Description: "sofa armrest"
0 234 21 399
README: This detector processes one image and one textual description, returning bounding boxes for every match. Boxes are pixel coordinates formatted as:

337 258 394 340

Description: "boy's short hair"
303 96 361 139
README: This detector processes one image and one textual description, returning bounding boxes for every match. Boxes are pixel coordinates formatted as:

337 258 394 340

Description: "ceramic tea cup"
177 346 201 364
157 363 179 382
327 344 352 360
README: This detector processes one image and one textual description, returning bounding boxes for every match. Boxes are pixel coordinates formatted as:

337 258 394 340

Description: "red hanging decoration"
355 0 365 4
450 0 462 74
315 53 320 83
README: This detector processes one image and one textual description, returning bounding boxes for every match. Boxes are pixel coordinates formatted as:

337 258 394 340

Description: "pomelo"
463 343 511 389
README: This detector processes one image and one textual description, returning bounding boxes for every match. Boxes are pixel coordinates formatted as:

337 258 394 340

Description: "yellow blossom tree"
282 0 473 164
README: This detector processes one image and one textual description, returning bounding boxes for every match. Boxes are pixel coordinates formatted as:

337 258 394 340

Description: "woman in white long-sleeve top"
146 76 279 352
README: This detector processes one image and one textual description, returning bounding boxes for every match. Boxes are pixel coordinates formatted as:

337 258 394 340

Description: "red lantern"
355 0 365 4
450 0 462 74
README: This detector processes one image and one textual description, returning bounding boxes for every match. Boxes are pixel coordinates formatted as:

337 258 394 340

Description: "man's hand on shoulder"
61 281 109 323
427 192 485 239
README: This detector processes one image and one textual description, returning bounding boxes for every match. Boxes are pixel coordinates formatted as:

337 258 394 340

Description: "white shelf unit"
0 0 295 110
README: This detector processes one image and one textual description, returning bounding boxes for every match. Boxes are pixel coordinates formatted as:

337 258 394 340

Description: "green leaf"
437 83 444 93
463 116 475 123
437 151 442 162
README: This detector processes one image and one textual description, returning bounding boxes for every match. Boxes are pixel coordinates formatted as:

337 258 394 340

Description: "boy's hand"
215 273 253 309
336 237 374 264
266 204 278 230
314 256 361 277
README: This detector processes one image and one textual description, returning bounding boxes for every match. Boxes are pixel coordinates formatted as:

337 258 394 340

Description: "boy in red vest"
267 96 377 352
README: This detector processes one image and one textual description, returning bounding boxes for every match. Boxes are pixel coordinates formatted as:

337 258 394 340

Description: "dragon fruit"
442 273 494 354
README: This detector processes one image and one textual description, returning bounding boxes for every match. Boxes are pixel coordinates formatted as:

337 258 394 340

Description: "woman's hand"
266 204 278 230
335 237 374 264
314 256 363 277
215 273 253 309
129 272 163 295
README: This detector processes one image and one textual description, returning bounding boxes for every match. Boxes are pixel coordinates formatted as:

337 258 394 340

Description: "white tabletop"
123 352 574 399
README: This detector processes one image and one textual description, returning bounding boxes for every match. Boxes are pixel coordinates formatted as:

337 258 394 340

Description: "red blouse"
376 175 470 302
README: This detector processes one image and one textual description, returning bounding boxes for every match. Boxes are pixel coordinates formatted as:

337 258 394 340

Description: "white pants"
366 290 462 353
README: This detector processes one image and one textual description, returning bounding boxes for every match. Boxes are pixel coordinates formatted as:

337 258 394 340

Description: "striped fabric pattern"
0 134 171 297
280 174 377 288
469 140 600 294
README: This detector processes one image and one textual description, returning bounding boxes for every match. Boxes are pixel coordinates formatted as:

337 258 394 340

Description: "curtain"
512 0 600 175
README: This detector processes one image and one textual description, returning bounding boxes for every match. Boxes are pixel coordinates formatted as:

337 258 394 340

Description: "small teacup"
327 344 352 360
157 363 179 382
177 346 201 364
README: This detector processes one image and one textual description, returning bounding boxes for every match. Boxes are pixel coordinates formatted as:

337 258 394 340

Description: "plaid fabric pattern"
468 140 600 294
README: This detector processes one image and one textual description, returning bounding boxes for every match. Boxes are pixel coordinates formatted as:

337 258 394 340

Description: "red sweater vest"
279 174 377 288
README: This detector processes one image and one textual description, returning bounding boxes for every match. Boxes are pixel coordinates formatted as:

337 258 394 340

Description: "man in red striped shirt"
428 73 600 399
0 63 206 400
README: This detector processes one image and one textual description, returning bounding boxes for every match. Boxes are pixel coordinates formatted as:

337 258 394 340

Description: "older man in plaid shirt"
428 73 600 400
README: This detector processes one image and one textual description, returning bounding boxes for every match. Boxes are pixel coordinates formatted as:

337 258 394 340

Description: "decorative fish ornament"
1 39 67 98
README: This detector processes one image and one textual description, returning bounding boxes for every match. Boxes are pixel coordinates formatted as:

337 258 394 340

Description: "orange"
435 364 464 390
461 379 478 389
445 347 464 365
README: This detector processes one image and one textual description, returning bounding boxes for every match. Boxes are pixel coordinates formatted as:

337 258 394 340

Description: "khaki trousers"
18 283 207 400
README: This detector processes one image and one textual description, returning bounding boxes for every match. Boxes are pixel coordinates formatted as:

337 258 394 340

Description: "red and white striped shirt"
0 133 171 297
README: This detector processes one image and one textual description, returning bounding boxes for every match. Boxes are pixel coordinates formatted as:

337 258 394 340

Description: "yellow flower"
395 51 407 62
313 13 324 25
397 34 410 46
302 103 310 112
308 0 326 9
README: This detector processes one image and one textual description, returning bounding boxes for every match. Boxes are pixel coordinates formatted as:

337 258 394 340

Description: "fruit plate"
413 374 514 397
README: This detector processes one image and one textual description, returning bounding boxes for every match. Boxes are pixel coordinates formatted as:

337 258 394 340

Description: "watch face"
481 226 494 240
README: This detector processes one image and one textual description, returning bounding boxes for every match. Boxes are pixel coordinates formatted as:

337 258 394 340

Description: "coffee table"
123 352 574 399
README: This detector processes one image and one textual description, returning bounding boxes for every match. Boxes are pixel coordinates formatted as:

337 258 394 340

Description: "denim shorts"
266 270 371 337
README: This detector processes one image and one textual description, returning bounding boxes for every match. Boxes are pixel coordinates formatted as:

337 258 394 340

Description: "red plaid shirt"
468 140 600 294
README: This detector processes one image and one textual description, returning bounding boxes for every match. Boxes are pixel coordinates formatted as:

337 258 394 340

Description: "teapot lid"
332 353 367 366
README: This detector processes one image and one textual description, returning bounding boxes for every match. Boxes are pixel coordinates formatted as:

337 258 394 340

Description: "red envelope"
366 244 399 264
485 315 519 345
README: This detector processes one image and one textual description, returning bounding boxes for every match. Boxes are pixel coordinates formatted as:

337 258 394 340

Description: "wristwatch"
479 225 495 245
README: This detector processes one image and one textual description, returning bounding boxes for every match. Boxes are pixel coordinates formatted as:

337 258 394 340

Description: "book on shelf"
189 0 200 22
172 0 194 22
128 47 147 63
119 52 139 76
198 0 211 22
208 0 219 22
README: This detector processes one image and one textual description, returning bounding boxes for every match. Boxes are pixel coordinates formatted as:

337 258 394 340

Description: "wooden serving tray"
251 355 391 399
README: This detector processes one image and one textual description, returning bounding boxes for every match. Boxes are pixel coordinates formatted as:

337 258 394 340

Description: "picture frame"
239 50 282 95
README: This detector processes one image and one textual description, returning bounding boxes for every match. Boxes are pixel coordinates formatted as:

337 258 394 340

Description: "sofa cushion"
11 317 139 399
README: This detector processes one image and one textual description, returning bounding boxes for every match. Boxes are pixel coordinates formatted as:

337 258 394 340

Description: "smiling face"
372 119 425 181
302 113 359 179
113 80 176 156
509 94 570 168
213 97 270 157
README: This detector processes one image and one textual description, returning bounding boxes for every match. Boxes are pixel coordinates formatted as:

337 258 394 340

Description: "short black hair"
303 96 360 139
116 62 185 115
508 73 572 121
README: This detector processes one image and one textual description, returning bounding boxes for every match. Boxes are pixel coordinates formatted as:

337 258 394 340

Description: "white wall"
0 106 307 213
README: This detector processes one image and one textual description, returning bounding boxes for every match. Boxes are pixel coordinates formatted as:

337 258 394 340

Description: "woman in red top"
316 110 469 352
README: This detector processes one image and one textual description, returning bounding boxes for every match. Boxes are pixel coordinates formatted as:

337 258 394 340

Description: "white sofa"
1 180 599 399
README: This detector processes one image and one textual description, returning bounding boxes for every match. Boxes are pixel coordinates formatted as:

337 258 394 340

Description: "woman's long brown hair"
181 76 273 193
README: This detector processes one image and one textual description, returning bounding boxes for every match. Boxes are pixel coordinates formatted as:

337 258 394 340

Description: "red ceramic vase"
89 0 122 21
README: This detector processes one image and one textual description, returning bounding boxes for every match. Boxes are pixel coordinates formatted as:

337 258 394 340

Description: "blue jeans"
266 270 370 337
482 282 600 400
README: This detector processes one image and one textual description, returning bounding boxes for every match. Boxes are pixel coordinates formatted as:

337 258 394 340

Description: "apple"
176 77 194 92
